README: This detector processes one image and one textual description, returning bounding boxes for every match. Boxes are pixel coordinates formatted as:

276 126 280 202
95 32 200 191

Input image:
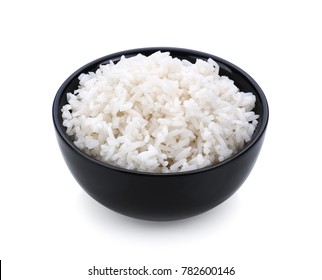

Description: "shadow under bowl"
52 47 269 221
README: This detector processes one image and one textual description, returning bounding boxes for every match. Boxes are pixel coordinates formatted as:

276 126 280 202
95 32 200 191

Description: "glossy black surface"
53 47 269 221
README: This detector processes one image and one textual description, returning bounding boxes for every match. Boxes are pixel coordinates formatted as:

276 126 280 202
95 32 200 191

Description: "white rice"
62 51 259 173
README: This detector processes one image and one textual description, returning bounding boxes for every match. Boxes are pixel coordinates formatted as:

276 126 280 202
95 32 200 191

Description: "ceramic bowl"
52 47 269 221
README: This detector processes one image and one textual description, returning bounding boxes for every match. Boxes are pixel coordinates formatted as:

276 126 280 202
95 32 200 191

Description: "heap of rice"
62 51 259 173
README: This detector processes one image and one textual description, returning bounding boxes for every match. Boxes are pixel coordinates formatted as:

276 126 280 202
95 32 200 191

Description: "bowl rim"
53 47 269 176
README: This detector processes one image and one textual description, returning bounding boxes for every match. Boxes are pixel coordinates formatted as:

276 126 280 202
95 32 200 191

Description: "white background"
1 0 321 279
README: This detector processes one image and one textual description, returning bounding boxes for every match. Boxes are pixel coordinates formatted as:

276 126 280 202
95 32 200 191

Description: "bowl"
52 47 269 221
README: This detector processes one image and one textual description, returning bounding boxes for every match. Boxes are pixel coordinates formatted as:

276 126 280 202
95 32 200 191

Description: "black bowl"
52 47 269 221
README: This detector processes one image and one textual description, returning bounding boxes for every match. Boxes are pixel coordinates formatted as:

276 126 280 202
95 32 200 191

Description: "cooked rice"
62 51 259 173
